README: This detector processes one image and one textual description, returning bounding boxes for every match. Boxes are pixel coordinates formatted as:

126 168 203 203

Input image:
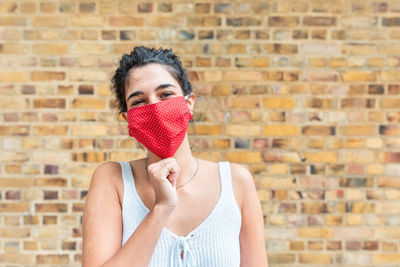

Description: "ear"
121 112 128 121
185 93 196 112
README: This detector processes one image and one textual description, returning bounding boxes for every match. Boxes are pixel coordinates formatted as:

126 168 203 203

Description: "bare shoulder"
230 162 255 190
87 161 124 205
229 162 257 211
83 161 125 266
91 161 122 180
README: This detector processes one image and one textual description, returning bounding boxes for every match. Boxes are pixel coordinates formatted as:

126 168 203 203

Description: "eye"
131 99 145 107
161 91 174 98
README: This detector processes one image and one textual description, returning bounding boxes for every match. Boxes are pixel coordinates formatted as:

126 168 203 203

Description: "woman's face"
124 63 193 112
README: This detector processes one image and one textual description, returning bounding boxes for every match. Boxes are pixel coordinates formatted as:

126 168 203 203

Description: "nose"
147 95 161 105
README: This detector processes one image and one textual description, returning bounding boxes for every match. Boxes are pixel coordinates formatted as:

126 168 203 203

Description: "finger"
167 171 178 187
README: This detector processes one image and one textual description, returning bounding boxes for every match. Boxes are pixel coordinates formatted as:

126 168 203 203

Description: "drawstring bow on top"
169 235 196 267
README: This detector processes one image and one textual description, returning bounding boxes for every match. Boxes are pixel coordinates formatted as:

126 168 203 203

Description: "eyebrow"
126 83 176 102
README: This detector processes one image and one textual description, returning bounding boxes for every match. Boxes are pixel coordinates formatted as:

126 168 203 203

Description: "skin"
82 63 269 266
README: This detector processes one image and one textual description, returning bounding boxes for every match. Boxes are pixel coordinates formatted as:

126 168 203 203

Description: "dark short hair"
111 46 193 114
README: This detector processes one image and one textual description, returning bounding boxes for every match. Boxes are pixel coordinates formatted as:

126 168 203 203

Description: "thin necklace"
145 157 200 189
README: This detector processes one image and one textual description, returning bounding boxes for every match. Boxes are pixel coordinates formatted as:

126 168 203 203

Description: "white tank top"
119 161 242 267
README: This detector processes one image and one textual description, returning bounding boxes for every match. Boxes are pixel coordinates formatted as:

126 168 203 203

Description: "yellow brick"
191 125 222 135
298 228 334 238
326 215 342 226
33 44 68 54
110 16 144 26
223 71 262 81
263 125 299 136
346 214 362 225
100 2 117 13
269 214 285 225
346 138 364 148
340 125 376 136
366 164 384 175
197 71 222 82
263 97 296 108
330 58 346 67
382 70 400 81
23 241 38 250
34 178 67 187
213 139 230 149
35 203 67 213
226 151 261 163
257 190 272 201
71 15 105 26
341 70 376 81
229 96 260 108
378 177 400 189
0 203 30 212
0 3 17 13
341 151 375 164
70 71 107 82
366 138 383 148
303 152 337 163
31 71 65 81
212 85 230 96
0 178 31 188
308 241 323 250
112 43 136 54
109 152 145 161
225 125 261 136
71 98 106 109
97 84 112 96
227 44 246 54
193 151 223 162
299 253 332 264
0 17 26 26
380 98 400 108
310 57 327 67
352 202 374 213
253 57 270 67
73 43 107 54
0 152 29 162
260 177 296 189
0 252 33 264
148 16 181 27
33 125 68 136
34 98 65 108
267 253 296 264
0 72 29 82
290 241 305 250
33 16 67 27
0 98 28 109
269 164 288 175
0 43 25 54
342 44 377 54
369 57 384 67
36 255 69 264
374 254 400 264
71 125 107 136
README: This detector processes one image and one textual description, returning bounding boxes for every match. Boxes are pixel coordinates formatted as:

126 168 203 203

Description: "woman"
82 46 268 267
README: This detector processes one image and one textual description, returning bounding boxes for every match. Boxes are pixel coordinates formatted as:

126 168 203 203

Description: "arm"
231 163 269 267
82 161 175 267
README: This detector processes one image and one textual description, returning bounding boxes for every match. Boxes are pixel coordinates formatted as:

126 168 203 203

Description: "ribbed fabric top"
119 161 242 267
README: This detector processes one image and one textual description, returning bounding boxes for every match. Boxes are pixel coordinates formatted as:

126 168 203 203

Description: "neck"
146 135 195 188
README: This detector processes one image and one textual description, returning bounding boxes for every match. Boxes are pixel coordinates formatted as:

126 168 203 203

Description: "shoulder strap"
218 161 234 199
118 161 136 203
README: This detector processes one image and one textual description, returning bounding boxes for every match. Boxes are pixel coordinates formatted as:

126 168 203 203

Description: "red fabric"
127 96 192 159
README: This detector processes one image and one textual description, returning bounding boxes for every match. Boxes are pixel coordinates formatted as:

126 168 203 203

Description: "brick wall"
1 0 400 266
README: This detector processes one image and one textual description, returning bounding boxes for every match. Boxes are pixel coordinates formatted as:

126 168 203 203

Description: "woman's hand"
146 157 179 211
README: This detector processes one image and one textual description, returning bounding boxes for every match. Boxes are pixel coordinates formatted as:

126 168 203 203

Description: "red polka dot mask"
127 96 192 159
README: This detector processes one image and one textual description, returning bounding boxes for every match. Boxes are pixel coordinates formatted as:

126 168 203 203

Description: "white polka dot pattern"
127 96 192 159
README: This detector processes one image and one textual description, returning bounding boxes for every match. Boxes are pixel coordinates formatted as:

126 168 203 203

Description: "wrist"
152 203 175 217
